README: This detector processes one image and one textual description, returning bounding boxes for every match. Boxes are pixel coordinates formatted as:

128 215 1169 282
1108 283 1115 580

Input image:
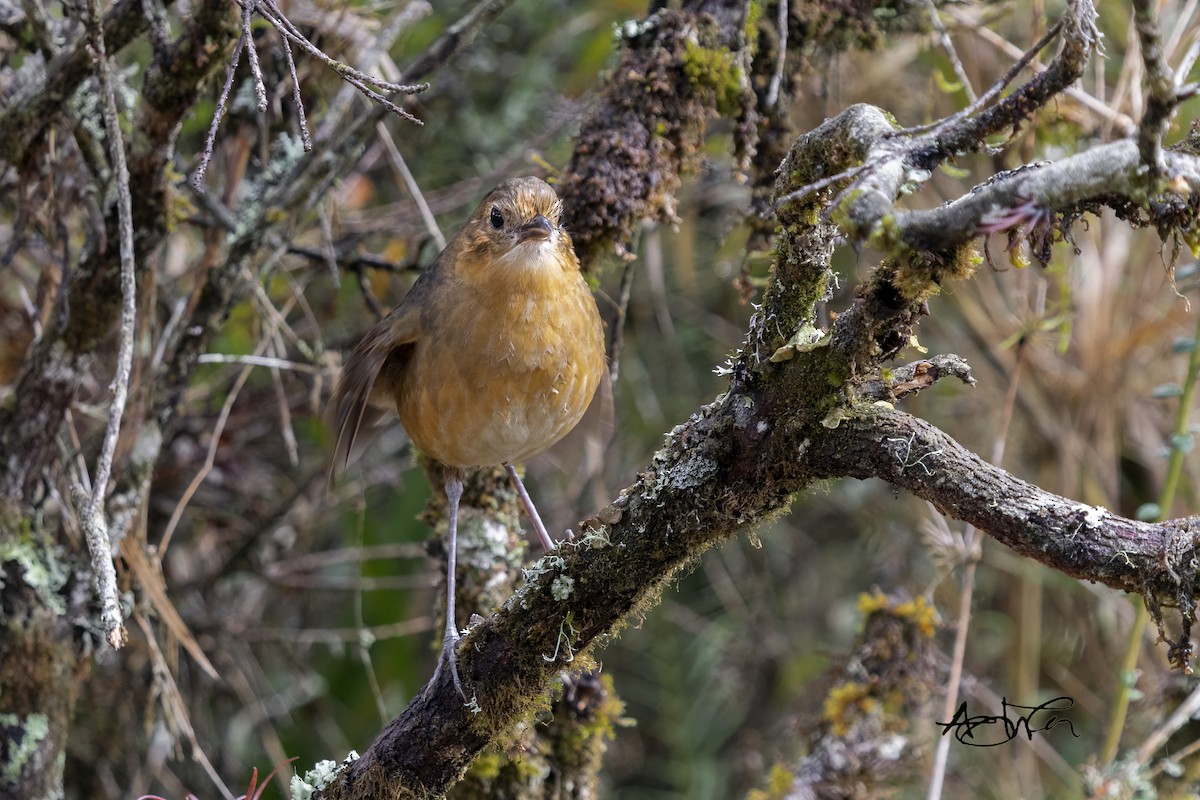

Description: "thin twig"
267 333 300 466
255 0 428 124
133 610 236 800
240 1 267 113
243 617 434 644
194 26 248 189
377 121 446 250
1148 734 1200 778
355 265 386 320
1177 33 1200 89
765 0 788 107
894 18 1063 138
927 341 1026 800
279 32 312 150
1164 0 1200 65
82 0 135 651
946 6 1135 136
316 0 432 142
350 502 389 724
1132 0 1177 177
923 0 977 103
287 243 420 274
1135 682 1200 765
317 203 342 288
158 344 264 555
607 254 636 385
770 162 871 213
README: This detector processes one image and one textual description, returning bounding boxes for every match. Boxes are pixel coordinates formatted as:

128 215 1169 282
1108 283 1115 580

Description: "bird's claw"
428 629 467 703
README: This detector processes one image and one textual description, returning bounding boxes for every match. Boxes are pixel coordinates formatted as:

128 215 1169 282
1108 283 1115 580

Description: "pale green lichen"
551 575 574 600
0 712 49 785
769 321 830 362
0 534 68 615
290 750 359 799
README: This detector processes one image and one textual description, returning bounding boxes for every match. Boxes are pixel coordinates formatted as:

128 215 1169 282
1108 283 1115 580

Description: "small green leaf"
1135 503 1161 522
939 162 969 179
933 68 963 94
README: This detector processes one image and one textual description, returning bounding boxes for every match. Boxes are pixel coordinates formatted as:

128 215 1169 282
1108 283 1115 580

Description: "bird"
328 176 606 698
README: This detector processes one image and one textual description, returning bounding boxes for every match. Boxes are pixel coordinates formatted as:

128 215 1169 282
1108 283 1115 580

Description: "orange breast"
395 255 604 469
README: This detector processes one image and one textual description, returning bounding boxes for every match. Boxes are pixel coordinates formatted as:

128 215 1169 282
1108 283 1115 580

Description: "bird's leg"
430 472 467 701
505 464 555 552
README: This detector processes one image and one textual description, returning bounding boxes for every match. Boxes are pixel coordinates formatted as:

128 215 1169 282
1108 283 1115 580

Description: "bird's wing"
328 302 422 484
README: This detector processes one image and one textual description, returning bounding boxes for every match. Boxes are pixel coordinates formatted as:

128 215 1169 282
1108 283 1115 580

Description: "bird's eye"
490 207 504 229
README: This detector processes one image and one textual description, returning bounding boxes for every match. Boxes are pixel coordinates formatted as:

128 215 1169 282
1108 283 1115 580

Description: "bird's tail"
327 321 395 487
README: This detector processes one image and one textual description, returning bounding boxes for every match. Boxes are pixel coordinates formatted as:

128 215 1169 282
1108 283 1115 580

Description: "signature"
937 697 1079 746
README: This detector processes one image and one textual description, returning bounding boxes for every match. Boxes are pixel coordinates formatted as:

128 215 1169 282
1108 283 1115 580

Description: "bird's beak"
517 214 554 242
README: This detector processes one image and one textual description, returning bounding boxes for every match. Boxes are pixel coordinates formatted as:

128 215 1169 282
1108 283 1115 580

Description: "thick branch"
808 405 1200 600
896 141 1200 252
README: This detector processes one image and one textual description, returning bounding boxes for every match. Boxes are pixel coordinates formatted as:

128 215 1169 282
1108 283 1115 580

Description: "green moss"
464 750 504 781
747 764 796 800
681 40 744 115
744 0 763 52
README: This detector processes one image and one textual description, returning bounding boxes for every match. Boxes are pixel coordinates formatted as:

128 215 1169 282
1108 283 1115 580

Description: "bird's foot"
428 628 467 703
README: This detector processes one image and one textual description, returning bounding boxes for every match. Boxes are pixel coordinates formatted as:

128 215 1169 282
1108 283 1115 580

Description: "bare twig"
267 334 300 466
316 0 432 142
377 121 447 250
946 6 1135 135
1132 0 1179 177
928 343 1025 800
1134 681 1200 765
317 203 342 288
255 0 428 123
893 18 1063 138
922 0 977 103
193 24 248 189
195 0 429 189
243 617 434 644
158 344 263 555
279 30 312 150
240 1 267 112
1178 31 1200 86
607 257 636 385
81 0 135 651
765 0 787 107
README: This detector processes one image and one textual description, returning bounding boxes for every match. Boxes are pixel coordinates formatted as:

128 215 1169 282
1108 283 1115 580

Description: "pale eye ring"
490 206 503 229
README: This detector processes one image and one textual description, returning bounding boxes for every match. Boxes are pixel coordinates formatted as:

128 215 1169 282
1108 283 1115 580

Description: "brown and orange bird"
329 176 606 697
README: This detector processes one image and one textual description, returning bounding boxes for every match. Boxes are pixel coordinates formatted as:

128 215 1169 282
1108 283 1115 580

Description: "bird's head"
456 177 579 277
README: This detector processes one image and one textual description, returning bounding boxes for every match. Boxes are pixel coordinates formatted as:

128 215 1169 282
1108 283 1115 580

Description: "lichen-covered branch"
808 405 1200 601
0 0 180 164
894 141 1200 253
557 1 750 267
